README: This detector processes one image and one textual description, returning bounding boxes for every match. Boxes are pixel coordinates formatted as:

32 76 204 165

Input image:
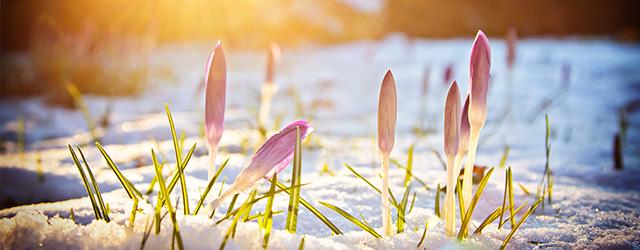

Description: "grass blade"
298 236 305 250
152 149 184 250
397 183 411 233
408 192 417 214
457 167 495 240
68 145 101 220
226 194 239 216
194 158 230 215
473 206 502 235
507 167 515 228
500 199 542 250
262 173 278 249
499 145 510 168
403 144 414 187
390 159 430 190
76 146 110 222
456 178 466 223
241 189 258 222
344 163 402 210
286 126 303 233
319 201 381 238
498 167 509 230
435 183 442 218
95 142 138 198
165 104 190 215
275 181 342 235
416 220 429 248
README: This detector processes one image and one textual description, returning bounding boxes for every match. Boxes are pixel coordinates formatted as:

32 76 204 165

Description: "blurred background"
2 0 639 103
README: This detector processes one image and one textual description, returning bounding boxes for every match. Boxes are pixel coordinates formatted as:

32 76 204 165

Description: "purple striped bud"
459 93 471 155
444 81 461 157
209 120 313 209
377 70 397 156
469 31 491 127
205 41 226 175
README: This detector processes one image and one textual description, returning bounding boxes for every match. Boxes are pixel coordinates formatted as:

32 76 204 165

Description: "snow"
1 35 640 249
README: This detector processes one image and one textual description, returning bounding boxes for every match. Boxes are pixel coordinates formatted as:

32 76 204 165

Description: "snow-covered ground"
1 35 640 249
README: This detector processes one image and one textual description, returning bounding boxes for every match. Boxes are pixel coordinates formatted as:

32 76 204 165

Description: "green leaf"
457 167 495 240
416 219 429 248
68 145 101 220
165 104 190 215
194 158 230 215
76 146 109 222
473 206 502 235
500 199 542 250
263 173 278 249
152 149 184 250
275 181 342 235
286 126 303 233
319 201 381 238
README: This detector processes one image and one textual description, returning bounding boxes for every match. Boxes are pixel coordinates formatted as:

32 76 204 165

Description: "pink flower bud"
459 93 471 155
205 41 226 169
469 31 491 127
444 81 461 157
209 120 313 209
377 70 397 155
265 43 281 85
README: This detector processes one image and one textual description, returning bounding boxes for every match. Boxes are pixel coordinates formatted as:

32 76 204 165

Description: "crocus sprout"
208 120 313 210
462 31 491 213
258 43 281 137
205 41 227 180
443 80 461 237
456 93 471 191
443 63 454 85
378 69 397 236
507 27 517 70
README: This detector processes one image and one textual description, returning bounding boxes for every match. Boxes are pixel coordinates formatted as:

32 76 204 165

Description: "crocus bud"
458 93 471 155
377 70 397 156
265 43 281 85
209 120 313 209
444 81 460 157
469 31 491 128
205 41 226 177
506 27 517 69
443 64 454 85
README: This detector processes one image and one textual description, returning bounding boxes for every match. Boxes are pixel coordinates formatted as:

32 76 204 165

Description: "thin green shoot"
158 143 197 207
499 145 510 168
219 194 253 250
537 114 553 209
245 210 283 222
390 159 430 190
70 208 75 223
500 202 528 228
96 142 140 225
507 167 515 228
473 206 502 235
152 149 184 250
215 184 307 224
518 183 531 195
456 178 466 223
17 116 25 160
429 148 447 170
210 176 227 219
165 104 189 215
319 201 381 238
500 199 542 250
435 183 442 218
68 145 101 220
286 126 303 233
498 167 509 230
194 158 230 215
403 144 414 187
343 163 402 210
416 219 429 248
226 194 239 216
298 236 305 250
140 216 153 250
262 173 277 249
241 189 258 222
275 181 342 234
457 167 495 240
76 146 109 221
319 163 335 176
408 192 417 214
65 82 99 143
36 152 44 182
397 183 411 233
358 211 372 228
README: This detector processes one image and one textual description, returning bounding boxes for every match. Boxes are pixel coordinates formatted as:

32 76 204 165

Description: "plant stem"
444 154 456 237
208 145 218 180
462 127 480 213
381 152 391 236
